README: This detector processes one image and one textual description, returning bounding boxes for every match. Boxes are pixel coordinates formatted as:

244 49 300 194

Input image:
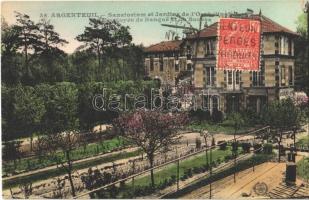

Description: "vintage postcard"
1 0 309 199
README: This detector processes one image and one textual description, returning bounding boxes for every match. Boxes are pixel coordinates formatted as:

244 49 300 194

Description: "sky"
1 0 307 53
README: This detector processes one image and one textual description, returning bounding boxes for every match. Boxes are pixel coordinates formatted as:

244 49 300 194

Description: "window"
252 65 265 87
228 71 232 85
288 38 292 56
236 71 240 84
187 63 192 71
205 66 215 86
288 66 293 85
212 96 219 111
175 63 179 72
159 57 163 71
150 58 154 71
275 65 280 87
281 65 286 86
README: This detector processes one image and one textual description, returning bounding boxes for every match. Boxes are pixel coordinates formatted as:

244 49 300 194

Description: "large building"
144 14 299 113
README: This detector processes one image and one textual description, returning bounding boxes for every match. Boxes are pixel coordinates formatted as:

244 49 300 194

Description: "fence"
73 126 270 199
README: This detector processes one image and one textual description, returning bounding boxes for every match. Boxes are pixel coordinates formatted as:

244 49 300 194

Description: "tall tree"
13 12 43 85
1 18 23 85
262 98 301 161
115 26 132 80
76 18 117 71
114 110 188 187
295 13 309 94
37 18 68 54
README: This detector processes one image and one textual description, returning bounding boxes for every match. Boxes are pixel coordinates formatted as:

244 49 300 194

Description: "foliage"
3 148 142 189
296 135 309 148
297 157 309 181
263 143 273 154
164 153 275 198
189 109 211 123
295 13 309 94
218 141 227 150
2 141 23 169
241 142 251 153
1 13 145 86
212 109 224 123
261 98 303 161
36 132 81 196
114 110 188 187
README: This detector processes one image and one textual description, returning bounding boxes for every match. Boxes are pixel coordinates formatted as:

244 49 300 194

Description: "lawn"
3 137 129 176
296 135 309 149
297 156 309 181
132 148 233 187
96 148 273 198
3 148 142 189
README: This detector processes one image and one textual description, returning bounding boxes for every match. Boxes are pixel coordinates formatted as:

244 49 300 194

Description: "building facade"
144 14 298 113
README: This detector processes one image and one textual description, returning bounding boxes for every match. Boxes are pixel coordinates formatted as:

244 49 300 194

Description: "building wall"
145 54 189 86
144 32 295 113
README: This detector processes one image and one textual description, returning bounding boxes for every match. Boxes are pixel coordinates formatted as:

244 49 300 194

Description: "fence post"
176 147 180 191
209 136 213 199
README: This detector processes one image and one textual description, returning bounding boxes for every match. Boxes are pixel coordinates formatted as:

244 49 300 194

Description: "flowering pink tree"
114 110 188 187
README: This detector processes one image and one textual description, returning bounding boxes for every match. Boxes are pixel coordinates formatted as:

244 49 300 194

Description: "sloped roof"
144 40 183 53
188 15 299 39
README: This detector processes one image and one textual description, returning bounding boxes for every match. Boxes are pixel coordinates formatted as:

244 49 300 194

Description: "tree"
39 82 79 135
228 112 244 183
13 12 43 85
1 18 23 85
115 26 132 80
37 132 81 197
32 18 69 83
2 141 23 170
295 13 309 94
114 110 188 187
37 18 68 54
262 98 300 161
76 18 120 71
12 85 46 151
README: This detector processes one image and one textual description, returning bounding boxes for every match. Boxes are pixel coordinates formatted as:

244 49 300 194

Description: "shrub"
263 143 273 154
180 174 188 181
170 175 176 184
232 142 238 152
189 109 211 123
253 143 262 153
202 164 209 172
185 168 193 177
218 141 227 150
241 143 251 153
224 154 232 162
212 110 224 123
241 109 261 125
195 137 202 149
193 167 202 174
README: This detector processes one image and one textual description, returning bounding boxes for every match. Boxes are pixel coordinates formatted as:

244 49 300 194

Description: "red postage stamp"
217 18 261 71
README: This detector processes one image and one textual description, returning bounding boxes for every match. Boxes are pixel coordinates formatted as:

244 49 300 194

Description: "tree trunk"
278 133 282 162
149 156 155 187
233 128 237 183
66 151 76 197
293 130 296 149
30 135 33 152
